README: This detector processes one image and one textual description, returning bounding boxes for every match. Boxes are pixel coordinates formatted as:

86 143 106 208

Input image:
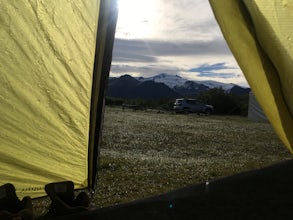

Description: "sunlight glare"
116 0 158 39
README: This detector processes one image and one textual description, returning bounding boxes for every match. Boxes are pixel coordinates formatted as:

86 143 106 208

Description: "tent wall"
209 0 293 153
248 92 267 122
0 0 117 198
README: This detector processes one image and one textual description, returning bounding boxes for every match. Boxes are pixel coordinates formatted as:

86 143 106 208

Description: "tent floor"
54 159 293 219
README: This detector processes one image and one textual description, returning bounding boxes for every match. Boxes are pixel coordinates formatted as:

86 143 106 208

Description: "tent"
1 0 293 218
209 0 293 153
248 92 267 122
0 0 118 198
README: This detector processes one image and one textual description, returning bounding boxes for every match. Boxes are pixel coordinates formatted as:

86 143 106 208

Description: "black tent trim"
51 159 293 219
88 0 118 190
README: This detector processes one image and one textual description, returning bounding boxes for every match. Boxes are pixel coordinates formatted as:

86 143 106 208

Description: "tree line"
105 88 249 116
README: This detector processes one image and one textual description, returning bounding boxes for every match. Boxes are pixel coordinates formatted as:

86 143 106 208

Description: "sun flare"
116 0 158 39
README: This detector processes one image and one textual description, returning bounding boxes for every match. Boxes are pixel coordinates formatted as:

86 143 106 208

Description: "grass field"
93 106 292 207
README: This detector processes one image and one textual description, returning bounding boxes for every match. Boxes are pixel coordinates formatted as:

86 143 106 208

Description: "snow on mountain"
180 81 205 89
109 74 250 98
135 73 245 90
197 80 236 90
173 81 209 96
136 73 187 88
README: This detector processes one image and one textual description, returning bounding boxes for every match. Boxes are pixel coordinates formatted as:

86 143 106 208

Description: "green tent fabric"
0 0 117 198
209 0 293 153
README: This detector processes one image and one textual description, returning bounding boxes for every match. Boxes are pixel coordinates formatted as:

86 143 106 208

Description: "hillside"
107 75 180 99
229 85 251 96
173 81 210 96
107 74 250 99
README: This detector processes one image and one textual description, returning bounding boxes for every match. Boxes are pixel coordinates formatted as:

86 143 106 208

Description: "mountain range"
106 73 250 99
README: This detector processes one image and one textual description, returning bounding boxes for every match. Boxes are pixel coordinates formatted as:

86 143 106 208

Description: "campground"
94 106 292 207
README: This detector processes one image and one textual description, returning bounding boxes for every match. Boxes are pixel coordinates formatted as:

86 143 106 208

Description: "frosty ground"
94 106 291 207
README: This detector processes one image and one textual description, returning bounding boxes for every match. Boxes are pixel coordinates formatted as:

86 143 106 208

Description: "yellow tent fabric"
209 0 293 153
0 1 100 198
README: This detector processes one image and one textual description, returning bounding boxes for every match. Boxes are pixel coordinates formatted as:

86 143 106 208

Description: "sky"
110 0 249 87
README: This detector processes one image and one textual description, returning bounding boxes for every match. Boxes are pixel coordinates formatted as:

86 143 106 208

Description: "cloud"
196 72 237 79
112 38 232 63
187 63 239 79
116 0 221 41
152 0 222 41
113 52 157 63
111 43 242 80
110 63 182 77
189 63 236 72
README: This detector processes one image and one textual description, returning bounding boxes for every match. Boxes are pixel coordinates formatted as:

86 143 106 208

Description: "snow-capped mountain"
173 81 210 96
136 73 187 88
136 73 239 90
107 74 250 99
107 75 180 99
197 80 236 90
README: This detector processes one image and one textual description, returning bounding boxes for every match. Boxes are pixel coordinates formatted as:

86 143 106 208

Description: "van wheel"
183 108 190 114
205 109 211 115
